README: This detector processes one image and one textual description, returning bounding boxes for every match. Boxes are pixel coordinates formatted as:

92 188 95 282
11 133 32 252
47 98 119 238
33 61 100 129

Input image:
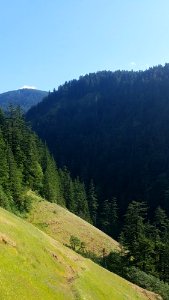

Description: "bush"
70 235 81 251
126 267 169 300
17 193 33 213
105 251 169 299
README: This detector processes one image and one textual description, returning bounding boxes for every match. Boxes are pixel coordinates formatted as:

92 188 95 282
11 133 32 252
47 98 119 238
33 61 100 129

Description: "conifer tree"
23 132 43 192
110 197 119 238
0 185 11 210
0 129 9 190
74 177 91 222
100 199 111 234
154 207 169 281
88 180 98 225
121 201 155 273
0 108 5 129
7 146 23 210
5 105 25 169
154 206 169 233
59 167 75 211
43 147 62 204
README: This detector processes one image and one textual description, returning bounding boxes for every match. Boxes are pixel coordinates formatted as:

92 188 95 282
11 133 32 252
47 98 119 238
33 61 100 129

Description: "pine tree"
100 199 111 234
154 207 169 281
43 147 62 204
0 108 5 129
121 201 155 272
0 129 9 190
0 118 10 209
0 185 12 210
154 206 169 232
74 177 91 222
7 146 23 210
23 132 43 192
59 167 75 211
110 197 119 238
5 106 25 169
88 180 98 225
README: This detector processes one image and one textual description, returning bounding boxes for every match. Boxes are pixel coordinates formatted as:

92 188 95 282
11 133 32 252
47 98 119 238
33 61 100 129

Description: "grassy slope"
0 207 161 300
26 191 120 256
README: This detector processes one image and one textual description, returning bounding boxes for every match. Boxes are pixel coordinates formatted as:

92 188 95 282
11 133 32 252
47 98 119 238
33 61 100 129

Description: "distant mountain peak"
0 88 48 112
19 85 37 90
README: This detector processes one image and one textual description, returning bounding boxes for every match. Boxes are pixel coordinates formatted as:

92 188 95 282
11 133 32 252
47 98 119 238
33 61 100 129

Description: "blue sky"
0 0 169 93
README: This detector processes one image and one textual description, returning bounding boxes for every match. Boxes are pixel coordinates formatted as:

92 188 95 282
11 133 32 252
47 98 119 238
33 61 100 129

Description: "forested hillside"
0 106 90 221
27 64 169 221
25 65 169 297
1 98 169 299
0 88 47 112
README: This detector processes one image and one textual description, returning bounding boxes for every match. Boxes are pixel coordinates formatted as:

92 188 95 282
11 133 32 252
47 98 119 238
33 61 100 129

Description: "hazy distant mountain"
0 88 48 112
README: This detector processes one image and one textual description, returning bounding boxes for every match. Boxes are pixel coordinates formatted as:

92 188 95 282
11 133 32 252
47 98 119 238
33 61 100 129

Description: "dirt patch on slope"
0 232 16 247
131 281 162 300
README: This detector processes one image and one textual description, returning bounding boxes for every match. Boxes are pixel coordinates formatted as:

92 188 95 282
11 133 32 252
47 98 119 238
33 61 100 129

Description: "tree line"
105 201 169 299
68 201 169 300
0 106 93 221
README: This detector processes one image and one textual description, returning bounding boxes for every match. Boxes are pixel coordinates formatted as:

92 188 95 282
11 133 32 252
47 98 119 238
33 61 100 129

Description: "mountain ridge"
0 88 48 112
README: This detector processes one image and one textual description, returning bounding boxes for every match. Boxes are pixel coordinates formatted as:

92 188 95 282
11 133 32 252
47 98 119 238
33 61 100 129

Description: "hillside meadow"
26 191 119 256
0 205 161 300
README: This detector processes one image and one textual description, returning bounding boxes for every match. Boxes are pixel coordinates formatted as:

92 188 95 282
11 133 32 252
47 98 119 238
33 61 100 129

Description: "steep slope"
26 191 119 256
27 65 169 216
0 207 161 300
0 88 47 111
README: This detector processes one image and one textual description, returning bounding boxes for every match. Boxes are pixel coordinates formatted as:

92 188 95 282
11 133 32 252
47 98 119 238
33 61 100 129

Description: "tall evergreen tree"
5 105 25 169
74 177 91 222
121 201 155 272
88 180 98 225
23 132 43 192
43 147 62 204
0 108 5 129
109 197 119 238
59 167 75 211
100 199 111 234
153 207 169 281
7 146 23 210
0 129 9 190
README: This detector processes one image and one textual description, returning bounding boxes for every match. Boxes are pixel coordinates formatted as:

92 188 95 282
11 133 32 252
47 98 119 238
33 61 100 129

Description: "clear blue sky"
1 0 169 93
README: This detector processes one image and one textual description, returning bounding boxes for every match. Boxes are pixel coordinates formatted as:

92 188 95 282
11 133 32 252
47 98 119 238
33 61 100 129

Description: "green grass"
0 196 162 299
26 191 120 256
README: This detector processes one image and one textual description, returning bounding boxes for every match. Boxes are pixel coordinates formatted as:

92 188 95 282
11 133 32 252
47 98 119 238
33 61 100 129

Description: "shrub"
126 267 169 300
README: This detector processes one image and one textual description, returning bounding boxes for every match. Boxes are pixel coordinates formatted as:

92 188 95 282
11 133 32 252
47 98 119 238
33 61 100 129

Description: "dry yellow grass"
26 191 120 256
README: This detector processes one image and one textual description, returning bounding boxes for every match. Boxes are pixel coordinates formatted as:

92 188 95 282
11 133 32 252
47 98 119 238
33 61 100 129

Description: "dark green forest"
27 64 169 222
106 201 169 299
0 106 90 221
68 201 169 299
